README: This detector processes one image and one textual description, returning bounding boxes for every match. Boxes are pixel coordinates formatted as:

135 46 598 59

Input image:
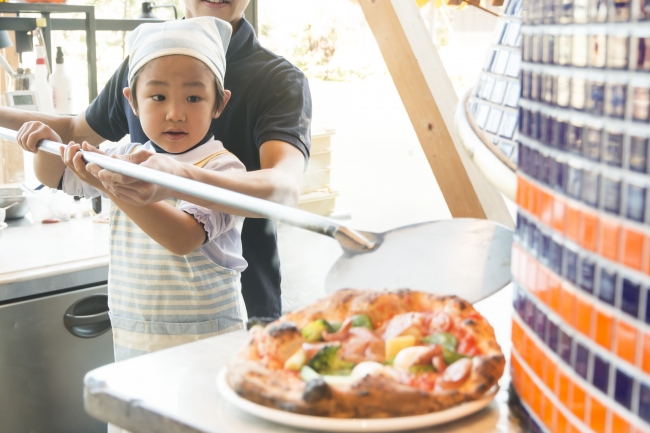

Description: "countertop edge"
0 257 109 286
84 387 207 433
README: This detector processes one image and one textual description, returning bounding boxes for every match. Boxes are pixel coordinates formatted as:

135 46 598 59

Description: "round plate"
216 368 497 432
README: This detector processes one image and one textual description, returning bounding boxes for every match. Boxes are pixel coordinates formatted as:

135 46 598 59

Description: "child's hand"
60 142 107 190
16 121 62 153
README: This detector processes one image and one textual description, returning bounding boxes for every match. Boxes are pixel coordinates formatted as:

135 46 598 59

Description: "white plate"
216 368 497 432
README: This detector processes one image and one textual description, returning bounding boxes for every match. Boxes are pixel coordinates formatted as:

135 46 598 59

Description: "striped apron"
107 150 244 361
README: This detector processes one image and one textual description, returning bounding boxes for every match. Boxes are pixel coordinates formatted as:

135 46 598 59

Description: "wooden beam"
358 0 513 228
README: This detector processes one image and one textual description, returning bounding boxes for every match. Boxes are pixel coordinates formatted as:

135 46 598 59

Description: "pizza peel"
1 127 513 304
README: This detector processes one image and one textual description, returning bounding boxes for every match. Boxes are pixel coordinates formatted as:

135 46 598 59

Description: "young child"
17 17 247 361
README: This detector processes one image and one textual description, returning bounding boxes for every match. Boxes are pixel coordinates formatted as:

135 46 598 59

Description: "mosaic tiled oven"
509 0 650 431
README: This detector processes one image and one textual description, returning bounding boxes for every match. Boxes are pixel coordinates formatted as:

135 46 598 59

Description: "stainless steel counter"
0 217 110 302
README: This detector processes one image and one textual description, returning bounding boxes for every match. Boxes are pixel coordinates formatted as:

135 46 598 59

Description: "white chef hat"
126 17 232 89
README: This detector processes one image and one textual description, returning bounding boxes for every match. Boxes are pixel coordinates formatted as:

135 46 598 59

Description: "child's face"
125 55 226 153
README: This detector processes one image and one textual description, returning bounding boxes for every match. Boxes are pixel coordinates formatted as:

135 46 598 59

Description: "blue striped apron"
107 150 244 361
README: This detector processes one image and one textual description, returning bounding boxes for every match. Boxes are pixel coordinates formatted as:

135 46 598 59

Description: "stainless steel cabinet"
0 285 114 433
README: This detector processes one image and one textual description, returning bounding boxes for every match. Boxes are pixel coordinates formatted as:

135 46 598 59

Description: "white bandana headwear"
127 17 232 89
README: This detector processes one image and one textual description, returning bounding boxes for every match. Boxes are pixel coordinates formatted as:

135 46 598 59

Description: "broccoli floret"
301 319 333 342
308 345 354 375
351 314 374 330
422 332 457 350
441 346 467 365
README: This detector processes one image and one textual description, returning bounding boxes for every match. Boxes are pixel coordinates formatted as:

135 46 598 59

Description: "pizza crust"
227 289 505 418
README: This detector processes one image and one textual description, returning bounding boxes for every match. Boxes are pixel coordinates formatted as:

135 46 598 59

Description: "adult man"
0 0 311 318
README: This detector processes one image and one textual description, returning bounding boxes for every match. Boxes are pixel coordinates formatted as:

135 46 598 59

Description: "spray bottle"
49 46 73 114
34 45 53 114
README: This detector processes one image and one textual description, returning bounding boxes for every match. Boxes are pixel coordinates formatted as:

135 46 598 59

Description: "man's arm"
86 139 305 218
0 107 104 146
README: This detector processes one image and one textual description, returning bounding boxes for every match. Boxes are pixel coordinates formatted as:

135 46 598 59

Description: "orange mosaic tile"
516 177 526 208
522 373 533 408
611 411 631 433
594 308 613 350
554 409 567 433
553 198 567 233
529 183 540 217
523 179 532 211
558 371 571 407
615 320 638 365
580 211 599 252
588 397 607 433
559 286 577 327
548 275 561 313
569 382 586 422
642 333 650 375
519 332 533 365
531 381 543 417
542 394 555 430
540 190 553 225
599 218 621 261
566 204 582 243
544 353 557 393
575 296 594 338
532 343 544 379
511 319 523 354
622 228 645 271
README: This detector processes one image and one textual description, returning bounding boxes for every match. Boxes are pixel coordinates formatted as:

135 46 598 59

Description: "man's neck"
230 17 242 34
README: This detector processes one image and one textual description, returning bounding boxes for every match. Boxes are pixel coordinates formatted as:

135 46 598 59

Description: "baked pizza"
227 289 505 418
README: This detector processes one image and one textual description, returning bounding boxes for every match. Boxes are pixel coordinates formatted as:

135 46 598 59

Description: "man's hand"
61 142 107 191
85 150 178 206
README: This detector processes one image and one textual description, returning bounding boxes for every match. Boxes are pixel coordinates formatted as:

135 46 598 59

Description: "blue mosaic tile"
573 343 589 379
530 225 539 255
598 268 617 305
614 369 633 409
622 279 641 319
567 165 583 200
629 136 648 173
558 330 572 365
526 221 536 250
564 249 578 284
530 418 542 433
640 382 650 424
524 297 535 329
581 170 600 207
554 120 568 152
646 288 650 326
626 183 647 223
604 177 621 215
540 154 551 185
556 161 568 193
534 307 547 340
580 258 595 294
547 320 559 353
517 213 525 237
540 233 550 264
592 355 610 394
549 240 563 275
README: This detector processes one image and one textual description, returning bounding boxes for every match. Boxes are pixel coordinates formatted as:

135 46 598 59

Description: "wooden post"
358 0 513 228
0 23 24 185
